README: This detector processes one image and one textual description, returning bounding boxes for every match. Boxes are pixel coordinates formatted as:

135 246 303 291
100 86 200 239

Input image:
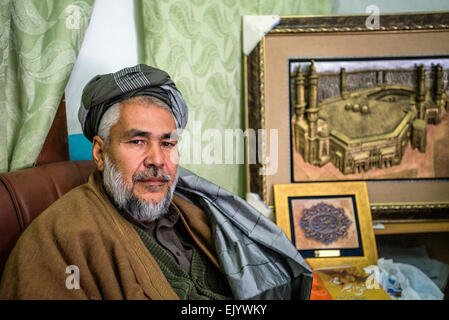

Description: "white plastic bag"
364 258 444 300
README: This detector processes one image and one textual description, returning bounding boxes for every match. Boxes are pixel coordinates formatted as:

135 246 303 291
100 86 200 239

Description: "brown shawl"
0 171 219 300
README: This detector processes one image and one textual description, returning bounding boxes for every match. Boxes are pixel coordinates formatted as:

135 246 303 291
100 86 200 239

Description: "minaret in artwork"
416 64 426 120
434 63 444 109
340 67 348 99
306 60 319 163
295 67 306 122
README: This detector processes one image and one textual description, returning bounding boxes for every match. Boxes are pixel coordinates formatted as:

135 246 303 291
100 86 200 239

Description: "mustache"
132 167 171 183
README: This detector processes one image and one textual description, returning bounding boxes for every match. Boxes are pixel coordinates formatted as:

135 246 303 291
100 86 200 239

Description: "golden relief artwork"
291 58 449 182
314 265 391 300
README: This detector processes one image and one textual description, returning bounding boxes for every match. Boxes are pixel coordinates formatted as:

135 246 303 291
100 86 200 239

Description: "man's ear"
92 136 106 171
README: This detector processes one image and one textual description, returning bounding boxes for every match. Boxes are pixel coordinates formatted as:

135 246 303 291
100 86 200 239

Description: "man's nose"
143 143 164 168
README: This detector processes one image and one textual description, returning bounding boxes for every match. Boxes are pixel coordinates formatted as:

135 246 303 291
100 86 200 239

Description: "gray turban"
78 64 189 142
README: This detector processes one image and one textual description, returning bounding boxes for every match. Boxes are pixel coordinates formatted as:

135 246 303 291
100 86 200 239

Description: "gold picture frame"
244 12 449 222
274 181 377 269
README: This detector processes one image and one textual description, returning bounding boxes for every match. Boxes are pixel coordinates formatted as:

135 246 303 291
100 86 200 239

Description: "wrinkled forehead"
114 101 178 137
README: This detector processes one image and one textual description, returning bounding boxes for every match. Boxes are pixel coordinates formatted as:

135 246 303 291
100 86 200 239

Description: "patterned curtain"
135 0 331 197
0 0 94 173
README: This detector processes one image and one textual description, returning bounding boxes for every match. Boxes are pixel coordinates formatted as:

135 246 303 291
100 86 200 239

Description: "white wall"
65 0 138 135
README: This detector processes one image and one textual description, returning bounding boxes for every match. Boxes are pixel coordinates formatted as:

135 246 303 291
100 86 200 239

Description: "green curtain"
135 0 331 197
0 0 94 173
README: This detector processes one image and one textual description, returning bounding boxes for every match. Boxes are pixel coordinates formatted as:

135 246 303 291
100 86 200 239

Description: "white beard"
102 154 178 221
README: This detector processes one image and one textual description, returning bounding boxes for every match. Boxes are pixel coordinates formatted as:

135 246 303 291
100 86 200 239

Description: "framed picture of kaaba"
273 181 378 269
289 57 449 183
244 12 449 222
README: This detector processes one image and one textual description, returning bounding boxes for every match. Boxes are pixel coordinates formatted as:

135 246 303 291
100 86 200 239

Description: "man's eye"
162 141 176 148
129 140 144 145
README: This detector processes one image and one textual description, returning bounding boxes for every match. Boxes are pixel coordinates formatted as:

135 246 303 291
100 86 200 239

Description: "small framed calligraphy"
274 181 377 269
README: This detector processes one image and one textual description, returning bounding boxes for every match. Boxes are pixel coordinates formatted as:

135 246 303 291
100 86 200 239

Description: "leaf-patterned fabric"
0 0 94 173
135 0 331 197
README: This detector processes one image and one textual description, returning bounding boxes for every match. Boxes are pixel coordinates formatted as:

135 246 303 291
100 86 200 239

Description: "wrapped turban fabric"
78 64 188 142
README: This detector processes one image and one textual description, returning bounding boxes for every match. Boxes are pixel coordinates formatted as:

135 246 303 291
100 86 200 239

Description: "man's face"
96 101 179 207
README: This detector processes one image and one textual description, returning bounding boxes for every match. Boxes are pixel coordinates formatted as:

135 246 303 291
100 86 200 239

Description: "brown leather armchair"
0 161 95 278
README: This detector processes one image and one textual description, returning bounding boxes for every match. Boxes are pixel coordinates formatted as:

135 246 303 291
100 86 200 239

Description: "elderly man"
0 65 312 300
